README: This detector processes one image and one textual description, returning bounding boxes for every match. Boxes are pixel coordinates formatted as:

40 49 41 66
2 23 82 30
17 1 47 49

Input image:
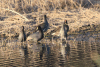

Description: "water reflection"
39 44 46 60
0 36 100 67
60 43 70 59
21 45 29 66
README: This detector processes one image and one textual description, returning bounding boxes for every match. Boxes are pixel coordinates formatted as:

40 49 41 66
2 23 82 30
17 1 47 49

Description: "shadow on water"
0 33 100 67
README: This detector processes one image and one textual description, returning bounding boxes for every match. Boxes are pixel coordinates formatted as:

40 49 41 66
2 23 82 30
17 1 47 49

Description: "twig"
0 8 29 21
88 0 94 7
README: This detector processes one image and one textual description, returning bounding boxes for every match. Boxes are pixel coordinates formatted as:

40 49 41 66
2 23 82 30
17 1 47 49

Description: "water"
0 34 100 67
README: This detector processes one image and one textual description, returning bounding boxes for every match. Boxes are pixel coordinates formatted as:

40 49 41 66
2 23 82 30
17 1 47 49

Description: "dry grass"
0 0 100 38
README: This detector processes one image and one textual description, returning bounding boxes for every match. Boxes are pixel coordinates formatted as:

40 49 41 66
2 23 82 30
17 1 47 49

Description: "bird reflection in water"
39 44 50 60
21 45 30 66
60 43 70 60
40 44 46 60
65 43 70 60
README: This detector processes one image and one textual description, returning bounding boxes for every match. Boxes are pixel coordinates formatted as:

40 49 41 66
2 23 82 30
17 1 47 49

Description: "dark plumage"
63 20 69 39
34 15 49 32
51 20 69 40
41 15 49 32
18 26 26 42
64 20 69 32
27 26 44 42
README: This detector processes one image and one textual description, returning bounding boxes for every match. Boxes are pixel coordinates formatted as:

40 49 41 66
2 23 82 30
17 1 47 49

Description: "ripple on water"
0 33 100 67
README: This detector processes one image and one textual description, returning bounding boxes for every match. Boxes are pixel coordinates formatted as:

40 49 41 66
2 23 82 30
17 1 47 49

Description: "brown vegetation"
0 0 100 37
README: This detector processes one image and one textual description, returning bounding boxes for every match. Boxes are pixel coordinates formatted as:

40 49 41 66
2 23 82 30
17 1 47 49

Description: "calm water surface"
0 33 100 67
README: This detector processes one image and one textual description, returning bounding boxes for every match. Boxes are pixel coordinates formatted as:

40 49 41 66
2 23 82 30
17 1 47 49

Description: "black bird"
63 20 69 40
27 26 44 42
34 15 49 32
18 26 26 42
42 15 49 32
51 20 69 40
64 20 69 32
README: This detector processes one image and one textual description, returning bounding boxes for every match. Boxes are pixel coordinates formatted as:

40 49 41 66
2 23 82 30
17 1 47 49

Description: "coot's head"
37 26 42 30
64 20 68 25
21 26 24 32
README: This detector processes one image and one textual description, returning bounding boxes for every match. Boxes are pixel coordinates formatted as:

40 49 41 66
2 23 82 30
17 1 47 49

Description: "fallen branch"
88 0 94 7
0 8 29 21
